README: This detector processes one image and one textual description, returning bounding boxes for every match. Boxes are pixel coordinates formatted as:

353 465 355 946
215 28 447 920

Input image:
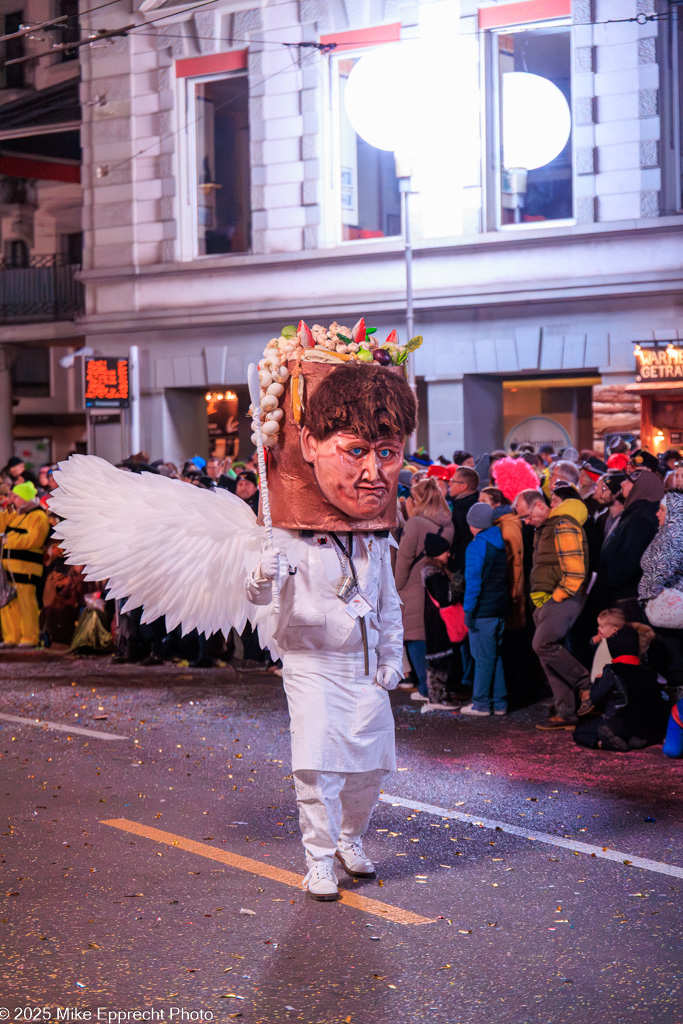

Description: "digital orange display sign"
85 358 130 408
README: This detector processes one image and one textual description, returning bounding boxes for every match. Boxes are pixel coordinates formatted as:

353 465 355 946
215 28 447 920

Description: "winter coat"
530 499 589 603
589 661 669 741
395 509 454 641
597 498 660 605
493 507 526 628
464 525 509 620
449 490 480 573
639 491 683 601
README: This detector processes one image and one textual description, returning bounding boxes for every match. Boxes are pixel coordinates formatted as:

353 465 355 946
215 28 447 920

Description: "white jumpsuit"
245 531 403 868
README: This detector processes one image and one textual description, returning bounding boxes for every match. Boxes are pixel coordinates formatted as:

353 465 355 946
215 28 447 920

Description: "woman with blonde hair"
395 478 454 699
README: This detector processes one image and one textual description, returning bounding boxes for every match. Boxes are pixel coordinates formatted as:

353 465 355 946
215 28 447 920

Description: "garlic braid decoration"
249 333 293 448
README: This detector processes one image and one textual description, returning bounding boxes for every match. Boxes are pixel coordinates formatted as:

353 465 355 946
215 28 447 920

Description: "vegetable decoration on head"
251 317 423 449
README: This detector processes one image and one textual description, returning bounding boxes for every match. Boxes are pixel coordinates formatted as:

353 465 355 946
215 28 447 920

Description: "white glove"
258 548 282 581
375 665 401 690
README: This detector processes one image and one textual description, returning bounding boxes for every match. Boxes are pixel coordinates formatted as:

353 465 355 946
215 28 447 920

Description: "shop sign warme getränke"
635 343 683 382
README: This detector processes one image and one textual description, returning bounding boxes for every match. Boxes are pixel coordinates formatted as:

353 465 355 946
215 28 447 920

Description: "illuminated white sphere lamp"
502 72 571 171
343 42 421 163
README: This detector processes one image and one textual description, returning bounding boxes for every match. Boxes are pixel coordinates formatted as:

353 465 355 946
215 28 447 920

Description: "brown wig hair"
303 363 417 441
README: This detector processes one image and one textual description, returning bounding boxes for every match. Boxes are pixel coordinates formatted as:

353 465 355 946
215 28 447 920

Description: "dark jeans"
532 594 590 720
468 616 507 713
405 640 428 696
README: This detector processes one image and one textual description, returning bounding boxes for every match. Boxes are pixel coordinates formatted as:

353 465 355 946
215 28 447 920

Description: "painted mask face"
300 429 404 520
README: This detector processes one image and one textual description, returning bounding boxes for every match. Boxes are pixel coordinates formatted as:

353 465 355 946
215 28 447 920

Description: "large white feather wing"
49 454 268 639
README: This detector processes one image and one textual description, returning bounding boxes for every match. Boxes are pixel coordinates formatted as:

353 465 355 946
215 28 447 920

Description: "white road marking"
380 793 683 880
0 712 127 741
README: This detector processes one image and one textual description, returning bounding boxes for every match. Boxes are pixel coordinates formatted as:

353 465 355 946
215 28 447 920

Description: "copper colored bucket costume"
265 360 404 533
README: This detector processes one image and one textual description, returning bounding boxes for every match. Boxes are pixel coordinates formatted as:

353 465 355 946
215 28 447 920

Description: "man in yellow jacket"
0 482 50 647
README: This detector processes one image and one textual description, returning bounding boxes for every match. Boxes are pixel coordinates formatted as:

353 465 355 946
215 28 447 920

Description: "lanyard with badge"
329 532 371 675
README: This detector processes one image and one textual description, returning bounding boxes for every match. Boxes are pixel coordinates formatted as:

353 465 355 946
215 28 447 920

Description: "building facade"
3 0 683 466
0 0 85 468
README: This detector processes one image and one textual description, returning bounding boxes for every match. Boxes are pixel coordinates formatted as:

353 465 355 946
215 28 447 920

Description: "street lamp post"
398 173 417 451
343 45 420 451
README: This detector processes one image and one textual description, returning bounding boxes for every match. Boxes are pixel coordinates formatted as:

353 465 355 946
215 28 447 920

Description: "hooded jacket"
639 491 683 601
464 524 509 620
530 498 588 607
597 474 663 602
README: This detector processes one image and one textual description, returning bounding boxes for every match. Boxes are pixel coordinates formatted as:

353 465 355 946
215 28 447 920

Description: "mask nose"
360 450 380 481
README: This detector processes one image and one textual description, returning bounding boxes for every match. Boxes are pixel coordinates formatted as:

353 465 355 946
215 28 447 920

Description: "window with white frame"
335 56 401 242
487 23 573 228
183 71 250 256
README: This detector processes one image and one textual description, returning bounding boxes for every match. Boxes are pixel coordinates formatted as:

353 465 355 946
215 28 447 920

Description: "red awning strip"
0 155 80 183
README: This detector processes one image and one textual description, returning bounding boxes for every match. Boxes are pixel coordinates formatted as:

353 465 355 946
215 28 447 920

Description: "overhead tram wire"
0 0 133 46
3 0 253 66
1 3 674 72
2 1 676 63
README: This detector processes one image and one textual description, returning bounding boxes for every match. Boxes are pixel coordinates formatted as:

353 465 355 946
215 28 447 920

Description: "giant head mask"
252 319 419 532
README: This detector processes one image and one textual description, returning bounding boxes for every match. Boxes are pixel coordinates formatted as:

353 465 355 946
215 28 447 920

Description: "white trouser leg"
293 770 345 869
339 769 386 845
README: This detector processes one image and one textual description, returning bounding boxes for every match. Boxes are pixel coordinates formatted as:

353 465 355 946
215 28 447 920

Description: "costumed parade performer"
49 317 420 903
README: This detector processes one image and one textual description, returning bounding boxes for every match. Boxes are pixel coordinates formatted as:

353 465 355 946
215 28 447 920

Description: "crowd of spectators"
395 439 683 755
2 438 683 755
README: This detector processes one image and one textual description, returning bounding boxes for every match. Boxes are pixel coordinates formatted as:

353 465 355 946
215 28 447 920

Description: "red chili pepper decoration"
297 320 315 348
352 317 366 344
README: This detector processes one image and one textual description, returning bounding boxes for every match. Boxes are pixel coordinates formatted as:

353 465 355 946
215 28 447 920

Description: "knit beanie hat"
607 625 639 660
424 532 450 558
604 472 626 496
12 481 37 502
466 502 494 531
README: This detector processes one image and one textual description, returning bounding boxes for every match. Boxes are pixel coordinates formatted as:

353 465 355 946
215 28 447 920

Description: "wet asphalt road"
0 653 681 1024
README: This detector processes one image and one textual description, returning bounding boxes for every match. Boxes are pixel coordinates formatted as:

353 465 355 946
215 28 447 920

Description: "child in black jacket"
574 625 669 751
421 533 466 712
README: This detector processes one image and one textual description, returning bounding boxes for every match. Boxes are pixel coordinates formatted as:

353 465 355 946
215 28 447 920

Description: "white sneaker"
493 708 507 716
458 703 491 717
397 681 415 690
421 701 459 713
302 862 340 902
336 839 376 879
410 691 428 701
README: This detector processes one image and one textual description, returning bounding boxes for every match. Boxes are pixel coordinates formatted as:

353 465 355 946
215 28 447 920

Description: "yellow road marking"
102 818 434 926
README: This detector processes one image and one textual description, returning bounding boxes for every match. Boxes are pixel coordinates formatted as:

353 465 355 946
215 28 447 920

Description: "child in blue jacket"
461 502 510 716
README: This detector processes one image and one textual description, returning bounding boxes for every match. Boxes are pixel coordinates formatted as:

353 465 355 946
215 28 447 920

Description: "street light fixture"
501 72 572 223
344 43 419 448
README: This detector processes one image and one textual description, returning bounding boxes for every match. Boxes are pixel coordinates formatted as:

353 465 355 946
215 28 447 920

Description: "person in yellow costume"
0 482 49 647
